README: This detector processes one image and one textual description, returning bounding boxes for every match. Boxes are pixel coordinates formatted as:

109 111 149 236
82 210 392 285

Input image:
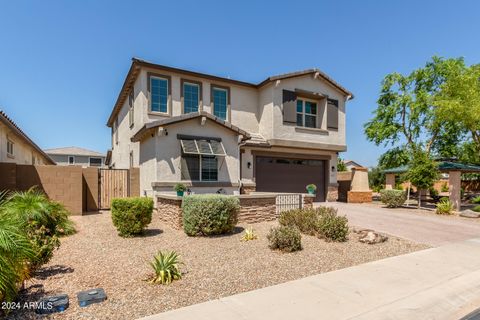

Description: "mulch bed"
8 210 428 320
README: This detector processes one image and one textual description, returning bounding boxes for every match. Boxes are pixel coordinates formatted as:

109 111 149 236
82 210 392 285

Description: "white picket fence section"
276 194 303 215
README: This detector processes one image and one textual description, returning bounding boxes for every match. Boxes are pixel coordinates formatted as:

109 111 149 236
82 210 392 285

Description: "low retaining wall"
157 193 314 230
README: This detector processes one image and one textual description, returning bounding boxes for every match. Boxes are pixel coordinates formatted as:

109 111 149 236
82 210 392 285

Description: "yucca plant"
149 251 182 285
0 191 35 304
241 227 258 241
436 198 454 215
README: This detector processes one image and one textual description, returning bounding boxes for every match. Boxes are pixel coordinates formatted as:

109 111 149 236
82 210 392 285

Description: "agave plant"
149 251 182 285
0 191 35 303
436 198 454 215
241 227 258 241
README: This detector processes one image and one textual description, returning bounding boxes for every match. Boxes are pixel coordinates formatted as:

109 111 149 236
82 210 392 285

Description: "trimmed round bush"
182 195 239 236
316 208 349 242
380 189 407 208
267 225 302 252
111 197 153 237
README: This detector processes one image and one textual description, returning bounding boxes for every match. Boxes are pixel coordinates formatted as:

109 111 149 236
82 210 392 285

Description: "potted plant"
306 184 317 195
174 183 187 197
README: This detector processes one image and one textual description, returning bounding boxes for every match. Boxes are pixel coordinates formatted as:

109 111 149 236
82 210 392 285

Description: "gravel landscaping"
9 210 428 320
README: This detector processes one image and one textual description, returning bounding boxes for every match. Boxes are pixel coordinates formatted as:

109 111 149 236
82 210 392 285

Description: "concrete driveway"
322 202 480 246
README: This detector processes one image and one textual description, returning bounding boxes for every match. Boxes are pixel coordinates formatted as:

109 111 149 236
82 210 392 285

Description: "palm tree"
0 191 34 303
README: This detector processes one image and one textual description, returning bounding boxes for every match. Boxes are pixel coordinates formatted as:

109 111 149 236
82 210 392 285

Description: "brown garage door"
255 156 326 202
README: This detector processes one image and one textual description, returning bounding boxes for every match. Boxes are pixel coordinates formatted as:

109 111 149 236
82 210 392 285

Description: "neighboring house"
107 58 353 201
344 160 363 171
0 110 54 165
45 147 106 168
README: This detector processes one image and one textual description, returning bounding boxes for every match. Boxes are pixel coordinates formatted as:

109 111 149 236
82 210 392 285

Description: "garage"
255 156 327 201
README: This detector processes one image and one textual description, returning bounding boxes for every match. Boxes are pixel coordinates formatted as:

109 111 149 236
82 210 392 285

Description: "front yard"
9 209 427 320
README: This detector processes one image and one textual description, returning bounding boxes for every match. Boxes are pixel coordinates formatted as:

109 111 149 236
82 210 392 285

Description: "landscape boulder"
460 210 480 219
355 229 388 244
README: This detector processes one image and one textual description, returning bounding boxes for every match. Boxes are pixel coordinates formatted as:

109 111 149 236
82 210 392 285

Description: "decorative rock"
35 294 69 314
356 229 388 244
77 288 107 307
460 210 480 218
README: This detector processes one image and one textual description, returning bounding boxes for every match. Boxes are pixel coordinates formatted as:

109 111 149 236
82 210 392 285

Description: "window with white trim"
183 82 200 113
7 139 14 157
150 76 169 113
212 87 228 120
296 99 317 128
180 138 225 181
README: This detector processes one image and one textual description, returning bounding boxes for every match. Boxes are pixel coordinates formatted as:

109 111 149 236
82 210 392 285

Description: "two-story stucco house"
0 110 54 165
107 58 353 201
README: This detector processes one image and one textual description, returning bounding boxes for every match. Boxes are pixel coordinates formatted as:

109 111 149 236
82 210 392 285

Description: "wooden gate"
99 169 129 209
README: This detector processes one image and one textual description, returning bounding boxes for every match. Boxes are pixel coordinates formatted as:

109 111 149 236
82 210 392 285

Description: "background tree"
364 57 465 156
404 150 438 208
337 158 347 172
434 63 480 155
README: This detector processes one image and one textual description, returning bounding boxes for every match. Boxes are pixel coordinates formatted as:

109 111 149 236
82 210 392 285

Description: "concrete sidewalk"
141 238 480 320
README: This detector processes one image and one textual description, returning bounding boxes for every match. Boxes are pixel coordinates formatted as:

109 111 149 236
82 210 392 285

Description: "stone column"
347 167 372 203
448 171 461 211
385 173 396 190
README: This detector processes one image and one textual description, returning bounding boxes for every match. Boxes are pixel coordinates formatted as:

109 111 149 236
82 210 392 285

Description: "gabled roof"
0 110 55 165
131 111 251 143
44 146 105 157
107 58 354 127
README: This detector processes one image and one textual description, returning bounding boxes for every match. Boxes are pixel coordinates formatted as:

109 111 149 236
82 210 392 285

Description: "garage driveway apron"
321 202 480 246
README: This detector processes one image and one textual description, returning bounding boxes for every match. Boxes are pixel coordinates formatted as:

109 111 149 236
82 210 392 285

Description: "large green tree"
434 63 480 155
364 57 466 156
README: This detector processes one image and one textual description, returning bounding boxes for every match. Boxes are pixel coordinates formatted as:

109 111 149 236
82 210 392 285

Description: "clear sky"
1 0 479 166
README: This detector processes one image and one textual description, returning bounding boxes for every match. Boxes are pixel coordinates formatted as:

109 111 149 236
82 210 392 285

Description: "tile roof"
0 110 55 164
44 146 106 157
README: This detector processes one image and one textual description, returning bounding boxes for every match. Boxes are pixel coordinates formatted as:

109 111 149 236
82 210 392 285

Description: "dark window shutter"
282 90 297 124
327 99 338 129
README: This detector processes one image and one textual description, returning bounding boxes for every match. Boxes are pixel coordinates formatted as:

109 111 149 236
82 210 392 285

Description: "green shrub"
182 195 239 236
435 198 454 215
441 182 449 192
316 207 349 242
279 207 349 242
174 183 187 192
26 221 60 268
380 189 407 208
149 251 182 285
472 196 480 204
267 226 302 252
279 208 319 235
472 205 480 213
429 188 438 198
111 197 153 237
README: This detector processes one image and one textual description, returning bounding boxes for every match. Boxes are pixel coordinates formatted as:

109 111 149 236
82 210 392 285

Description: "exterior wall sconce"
247 162 251 169
332 166 336 172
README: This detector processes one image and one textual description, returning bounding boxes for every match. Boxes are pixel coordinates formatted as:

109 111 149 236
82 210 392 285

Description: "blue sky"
1 0 479 166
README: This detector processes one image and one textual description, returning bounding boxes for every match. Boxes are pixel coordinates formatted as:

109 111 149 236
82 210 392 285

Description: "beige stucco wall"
270 74 347 149
0 122 48 165
48 154 106 167
138 117 241 195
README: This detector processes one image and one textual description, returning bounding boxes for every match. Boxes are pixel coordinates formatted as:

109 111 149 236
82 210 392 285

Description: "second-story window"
212 87 228 121
128 88 134 127
183 82 200 113
7 139 14 157
296 99 317 128
150 77 169 113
